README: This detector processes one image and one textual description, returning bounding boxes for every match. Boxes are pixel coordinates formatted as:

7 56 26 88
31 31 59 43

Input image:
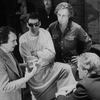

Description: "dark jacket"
48 21 92 62
66 76 100 100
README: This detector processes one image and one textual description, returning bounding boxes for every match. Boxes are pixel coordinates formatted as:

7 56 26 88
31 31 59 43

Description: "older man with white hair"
57 52 100 100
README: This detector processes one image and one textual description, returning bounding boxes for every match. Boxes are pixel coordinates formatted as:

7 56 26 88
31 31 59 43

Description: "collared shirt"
48 21 92 62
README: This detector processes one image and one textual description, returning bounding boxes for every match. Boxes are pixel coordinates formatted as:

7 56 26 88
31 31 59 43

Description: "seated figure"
57 52 100 100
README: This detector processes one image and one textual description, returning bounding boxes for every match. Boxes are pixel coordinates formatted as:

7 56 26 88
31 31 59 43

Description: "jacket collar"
0 48 21 77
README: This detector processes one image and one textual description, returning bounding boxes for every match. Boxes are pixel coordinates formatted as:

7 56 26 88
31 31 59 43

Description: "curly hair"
78 52 100 76
54 2 74 18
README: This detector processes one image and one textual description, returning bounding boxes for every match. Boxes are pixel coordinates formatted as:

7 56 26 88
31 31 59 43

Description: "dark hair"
27 12 40 22
0 26 16 45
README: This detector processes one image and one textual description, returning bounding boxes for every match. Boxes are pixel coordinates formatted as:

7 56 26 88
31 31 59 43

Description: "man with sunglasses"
19 12 76 100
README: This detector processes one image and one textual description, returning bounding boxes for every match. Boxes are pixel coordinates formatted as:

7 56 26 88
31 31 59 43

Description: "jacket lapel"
0 49 20 77
11 52 23 77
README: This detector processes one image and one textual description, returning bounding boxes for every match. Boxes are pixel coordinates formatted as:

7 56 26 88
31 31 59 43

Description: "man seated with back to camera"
57 52 100 100
48 2 92 80
19 12 76 100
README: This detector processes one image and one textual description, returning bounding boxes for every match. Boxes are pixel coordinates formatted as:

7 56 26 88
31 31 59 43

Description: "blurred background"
0 0 100 44
0 0 100 100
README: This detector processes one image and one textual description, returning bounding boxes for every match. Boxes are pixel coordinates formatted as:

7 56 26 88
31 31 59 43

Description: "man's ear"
84 70 88 74
90 71 96 75
84 70 90 77
26 23 29 28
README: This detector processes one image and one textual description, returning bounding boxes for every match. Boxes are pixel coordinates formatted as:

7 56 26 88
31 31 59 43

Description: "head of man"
0 26 17 53
43 0 52 9
27 12 41 36
77 53 100 79
54 2 74 26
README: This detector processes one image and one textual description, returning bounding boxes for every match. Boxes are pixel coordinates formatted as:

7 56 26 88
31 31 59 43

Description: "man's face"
28 19 40 35
77 62 88 79
57 9 69 26
2 32 17 52
43 0 52 8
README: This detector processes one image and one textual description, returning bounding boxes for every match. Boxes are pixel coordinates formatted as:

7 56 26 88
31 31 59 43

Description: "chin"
11 48 14 51
79 75 83 79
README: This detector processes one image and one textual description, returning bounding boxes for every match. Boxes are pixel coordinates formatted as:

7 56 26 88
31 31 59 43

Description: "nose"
58 16 63 22
15 41 17 45
33 25 36 28
59 16 62 20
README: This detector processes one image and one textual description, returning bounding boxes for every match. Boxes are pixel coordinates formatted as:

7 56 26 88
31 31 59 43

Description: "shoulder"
0 53 6 67
39 28 52 41
19 31 29 43
66 78 89 100
39 28 51 36
77 78 92 88
49 21 58 28
71 21 82 29
71 21 86 34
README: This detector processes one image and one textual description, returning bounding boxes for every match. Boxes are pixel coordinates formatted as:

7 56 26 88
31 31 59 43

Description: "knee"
63 63 72 71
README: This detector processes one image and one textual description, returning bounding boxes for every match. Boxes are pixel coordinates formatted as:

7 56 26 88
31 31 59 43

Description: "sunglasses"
28 22 41 27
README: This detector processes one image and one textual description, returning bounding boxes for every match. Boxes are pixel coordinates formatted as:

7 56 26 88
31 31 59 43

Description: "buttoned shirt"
48 21 92 62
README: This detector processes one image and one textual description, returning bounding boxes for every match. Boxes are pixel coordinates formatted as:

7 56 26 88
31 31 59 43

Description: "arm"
19 31 55 66
19 37 32 63
36 30 55 66
19 62 27 68
66 82 89 100
71 27 92 65
0 61 36 92
78 27 92 52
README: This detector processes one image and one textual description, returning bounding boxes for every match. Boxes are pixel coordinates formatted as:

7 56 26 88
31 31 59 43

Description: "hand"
27 56 38 62
71 56 79 65
32 51 38 57
24 66 37 81
27 56 38 68
19 63 27 67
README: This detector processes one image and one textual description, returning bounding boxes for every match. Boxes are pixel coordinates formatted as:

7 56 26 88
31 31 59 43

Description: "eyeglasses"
28 22 41 27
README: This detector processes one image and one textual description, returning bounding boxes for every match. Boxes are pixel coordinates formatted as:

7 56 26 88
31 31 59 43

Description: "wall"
69 0 100 43
69 0 85 29
84 0 100 43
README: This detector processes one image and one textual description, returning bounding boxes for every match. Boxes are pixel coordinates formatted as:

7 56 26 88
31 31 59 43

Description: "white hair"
78 52 100 76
